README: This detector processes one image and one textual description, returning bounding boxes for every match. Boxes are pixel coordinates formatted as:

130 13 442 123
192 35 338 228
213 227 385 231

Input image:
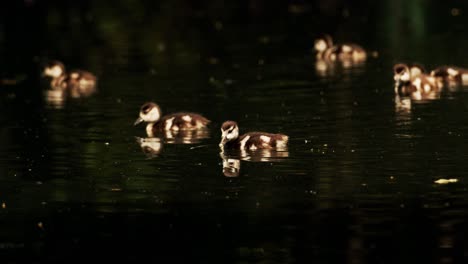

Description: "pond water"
2 1 468 263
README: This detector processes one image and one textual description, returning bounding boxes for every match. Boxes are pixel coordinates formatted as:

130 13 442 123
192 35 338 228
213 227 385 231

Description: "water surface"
2 1 468 263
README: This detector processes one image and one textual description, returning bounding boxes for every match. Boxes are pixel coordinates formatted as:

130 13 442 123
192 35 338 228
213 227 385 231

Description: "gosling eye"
395 67 405 74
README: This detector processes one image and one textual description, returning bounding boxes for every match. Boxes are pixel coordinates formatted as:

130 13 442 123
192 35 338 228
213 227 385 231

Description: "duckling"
314 34 334 60
42 60 67 88
393 63 426 93
431 65 468 87
314 34 367 63
42 60 97 98
134 102 210 137
401 74 440 100
393 63 425 86
392 63 441 100
219 121 288 150
66 70 98 98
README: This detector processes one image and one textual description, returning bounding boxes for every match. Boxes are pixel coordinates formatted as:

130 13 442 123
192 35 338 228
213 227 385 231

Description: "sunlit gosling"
393 63 425 90
314 34 334 60
134 102 211 137
219 121 288 150
42 60 97 98
431 65 468 87
314 34 367 63
43 60 67 88
398 74 440 101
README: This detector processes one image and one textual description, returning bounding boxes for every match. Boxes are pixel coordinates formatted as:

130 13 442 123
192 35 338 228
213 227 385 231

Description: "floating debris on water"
434 178 458 184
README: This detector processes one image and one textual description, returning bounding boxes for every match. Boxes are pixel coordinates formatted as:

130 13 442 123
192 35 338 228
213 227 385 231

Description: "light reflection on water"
220 148 290 177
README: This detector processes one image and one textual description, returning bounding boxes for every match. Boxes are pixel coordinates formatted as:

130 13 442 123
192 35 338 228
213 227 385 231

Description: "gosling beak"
134 117 144 126
219 137 228 148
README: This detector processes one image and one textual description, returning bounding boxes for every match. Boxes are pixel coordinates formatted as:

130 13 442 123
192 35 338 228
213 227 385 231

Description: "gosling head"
394 63 425 85
43 60 66 78
314 34 333 53
220 121 239 147
134 102 162 125
393 63 411 84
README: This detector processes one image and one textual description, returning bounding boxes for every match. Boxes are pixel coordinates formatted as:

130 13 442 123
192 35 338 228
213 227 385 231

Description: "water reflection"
162 129 210 144
135 129 210 158
394 95 413 114
315 59 338 78
135 137 163 158
222 157 241 177
220 148 289 177
315 59 366 78
43 89 66 109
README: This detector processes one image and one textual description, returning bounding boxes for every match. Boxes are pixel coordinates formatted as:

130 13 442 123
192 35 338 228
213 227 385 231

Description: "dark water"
2 1 468 263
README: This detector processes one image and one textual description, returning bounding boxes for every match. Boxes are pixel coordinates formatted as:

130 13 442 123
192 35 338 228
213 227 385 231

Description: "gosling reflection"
315 57 366 78
162 128 210 144
220 148 289 177
315 59 337 78
135 137 163 158
394 95 412 114
44 88 66 109
222 158 241 177
135 129 210 158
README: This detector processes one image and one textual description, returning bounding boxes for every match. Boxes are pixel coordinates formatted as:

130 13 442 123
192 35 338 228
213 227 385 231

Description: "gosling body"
219 121 288 150
42 60 97 98
134 102 210 137
314 34 367 63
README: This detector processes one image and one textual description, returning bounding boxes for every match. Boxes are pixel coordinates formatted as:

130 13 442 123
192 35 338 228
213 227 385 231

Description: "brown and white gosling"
393 63 440 100
431 65 468 87
42 60 97 98
219 121 288 150
314 34 367 63
393 63 425 87
134 102 210 137
393 63 426 94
